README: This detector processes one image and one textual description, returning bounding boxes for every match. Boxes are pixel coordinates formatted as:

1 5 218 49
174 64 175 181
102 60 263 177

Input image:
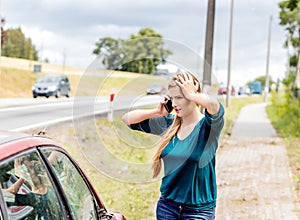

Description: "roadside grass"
0 67 38 97
44 95 264 220
266 92 300 196
0 66 84 98
0 66 167 98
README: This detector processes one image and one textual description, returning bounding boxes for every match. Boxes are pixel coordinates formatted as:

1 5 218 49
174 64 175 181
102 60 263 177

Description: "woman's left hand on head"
175 72 198 99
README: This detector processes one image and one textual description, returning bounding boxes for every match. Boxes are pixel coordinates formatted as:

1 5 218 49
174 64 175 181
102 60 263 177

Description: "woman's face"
168 86 196 118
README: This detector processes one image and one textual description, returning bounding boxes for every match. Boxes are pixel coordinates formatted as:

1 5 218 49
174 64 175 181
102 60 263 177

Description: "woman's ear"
194 80 200 92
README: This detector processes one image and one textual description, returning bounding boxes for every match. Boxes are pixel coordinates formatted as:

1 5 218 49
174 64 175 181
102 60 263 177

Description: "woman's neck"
177 110 203 140
181 109 202 128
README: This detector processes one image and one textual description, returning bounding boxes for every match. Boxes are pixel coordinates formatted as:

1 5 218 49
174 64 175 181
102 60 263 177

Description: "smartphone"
164 99 173 113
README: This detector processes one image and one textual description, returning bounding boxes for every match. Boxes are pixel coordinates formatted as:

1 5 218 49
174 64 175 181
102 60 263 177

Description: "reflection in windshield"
0 152 63 220
37 76 60 83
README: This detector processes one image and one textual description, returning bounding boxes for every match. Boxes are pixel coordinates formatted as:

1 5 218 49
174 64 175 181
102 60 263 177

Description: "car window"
43 150 98 220
0 152 64 220
63 77 69 83
37 76 58 83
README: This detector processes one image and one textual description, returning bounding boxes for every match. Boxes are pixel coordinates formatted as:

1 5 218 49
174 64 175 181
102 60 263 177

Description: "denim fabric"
156 197 215 220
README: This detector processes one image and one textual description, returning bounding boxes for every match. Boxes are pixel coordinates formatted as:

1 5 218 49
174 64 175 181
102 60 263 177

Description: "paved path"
216 103 300 219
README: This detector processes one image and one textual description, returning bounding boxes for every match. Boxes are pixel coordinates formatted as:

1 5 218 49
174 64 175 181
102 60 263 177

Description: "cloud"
2 0 288 85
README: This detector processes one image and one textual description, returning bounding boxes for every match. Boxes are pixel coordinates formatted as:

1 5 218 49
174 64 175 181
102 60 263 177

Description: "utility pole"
264 15 272 103
295 27 300 90
226 0 234 107
286 34 291 79
0 1 2 59
203 0 215 87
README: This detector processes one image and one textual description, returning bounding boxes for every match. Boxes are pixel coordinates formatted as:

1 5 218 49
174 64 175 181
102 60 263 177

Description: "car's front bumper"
33 91 56 97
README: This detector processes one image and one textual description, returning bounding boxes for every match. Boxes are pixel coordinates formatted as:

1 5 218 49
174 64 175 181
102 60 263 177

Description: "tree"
278 0 300 89
253 75 274 87
1 18 6 47
93 37 123 70
93 28 171 74
1 28 38 60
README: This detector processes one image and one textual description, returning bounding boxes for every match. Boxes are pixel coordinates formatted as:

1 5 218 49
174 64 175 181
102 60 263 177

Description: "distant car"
218 85 235 95
146 83 167 95
218 86 227 95
0 130 127 220
154 69 169 76
32 75 71 98
238 86 251 95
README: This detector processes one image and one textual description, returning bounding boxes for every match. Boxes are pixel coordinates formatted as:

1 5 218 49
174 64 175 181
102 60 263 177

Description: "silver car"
32 75 71 98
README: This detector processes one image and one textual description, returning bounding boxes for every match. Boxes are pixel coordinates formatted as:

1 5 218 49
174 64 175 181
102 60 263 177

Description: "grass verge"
266 92 300 196
0 66 167 97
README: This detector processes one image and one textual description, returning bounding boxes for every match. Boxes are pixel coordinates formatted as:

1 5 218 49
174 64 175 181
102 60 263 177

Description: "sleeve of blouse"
129 114 174 135
204 102 225 131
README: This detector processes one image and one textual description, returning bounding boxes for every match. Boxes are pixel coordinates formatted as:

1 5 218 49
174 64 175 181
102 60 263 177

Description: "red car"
218 85 235 95
0 130 126 220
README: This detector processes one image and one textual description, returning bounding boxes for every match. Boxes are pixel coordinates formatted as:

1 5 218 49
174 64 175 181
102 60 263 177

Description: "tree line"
1 19 39 61
1 23 170 74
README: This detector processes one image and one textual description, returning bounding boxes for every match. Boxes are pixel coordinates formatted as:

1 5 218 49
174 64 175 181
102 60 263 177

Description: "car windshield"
150 83 162 88
37 76 60 83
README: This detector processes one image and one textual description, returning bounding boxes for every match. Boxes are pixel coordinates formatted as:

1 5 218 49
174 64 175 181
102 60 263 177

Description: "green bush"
267 91 300 137
267 90 300 197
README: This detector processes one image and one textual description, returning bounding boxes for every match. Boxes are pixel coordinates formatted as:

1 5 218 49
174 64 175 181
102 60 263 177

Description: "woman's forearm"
122 108 161 125
190 93 220 115
4 178 25 194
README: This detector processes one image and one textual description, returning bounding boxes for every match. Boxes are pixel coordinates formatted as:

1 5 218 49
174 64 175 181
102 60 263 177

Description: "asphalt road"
0 96 162 131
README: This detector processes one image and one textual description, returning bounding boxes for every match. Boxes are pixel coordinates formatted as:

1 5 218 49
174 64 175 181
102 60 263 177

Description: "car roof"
149 82 165 86
40 74 65 78
37 75 68 80
0 130 60 161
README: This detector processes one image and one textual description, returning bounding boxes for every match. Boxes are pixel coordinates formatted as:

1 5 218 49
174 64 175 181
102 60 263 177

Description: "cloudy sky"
2 0 289 86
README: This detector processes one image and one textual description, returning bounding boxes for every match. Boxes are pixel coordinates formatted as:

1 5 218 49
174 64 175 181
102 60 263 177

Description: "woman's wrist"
189 93 200 103
152 108 163 117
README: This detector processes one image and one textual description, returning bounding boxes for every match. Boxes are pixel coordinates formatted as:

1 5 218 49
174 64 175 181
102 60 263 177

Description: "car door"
0 149 68 220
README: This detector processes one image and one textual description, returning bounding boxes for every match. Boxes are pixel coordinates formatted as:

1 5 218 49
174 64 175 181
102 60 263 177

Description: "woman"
122 71 224 219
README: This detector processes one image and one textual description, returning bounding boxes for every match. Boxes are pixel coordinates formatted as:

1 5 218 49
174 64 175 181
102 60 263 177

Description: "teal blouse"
129 103 224 210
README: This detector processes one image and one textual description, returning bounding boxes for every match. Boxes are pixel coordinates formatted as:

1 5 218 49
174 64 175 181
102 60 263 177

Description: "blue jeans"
156 197 215 220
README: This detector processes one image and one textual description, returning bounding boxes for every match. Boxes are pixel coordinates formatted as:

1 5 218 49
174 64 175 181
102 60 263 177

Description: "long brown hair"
152 72 201 178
